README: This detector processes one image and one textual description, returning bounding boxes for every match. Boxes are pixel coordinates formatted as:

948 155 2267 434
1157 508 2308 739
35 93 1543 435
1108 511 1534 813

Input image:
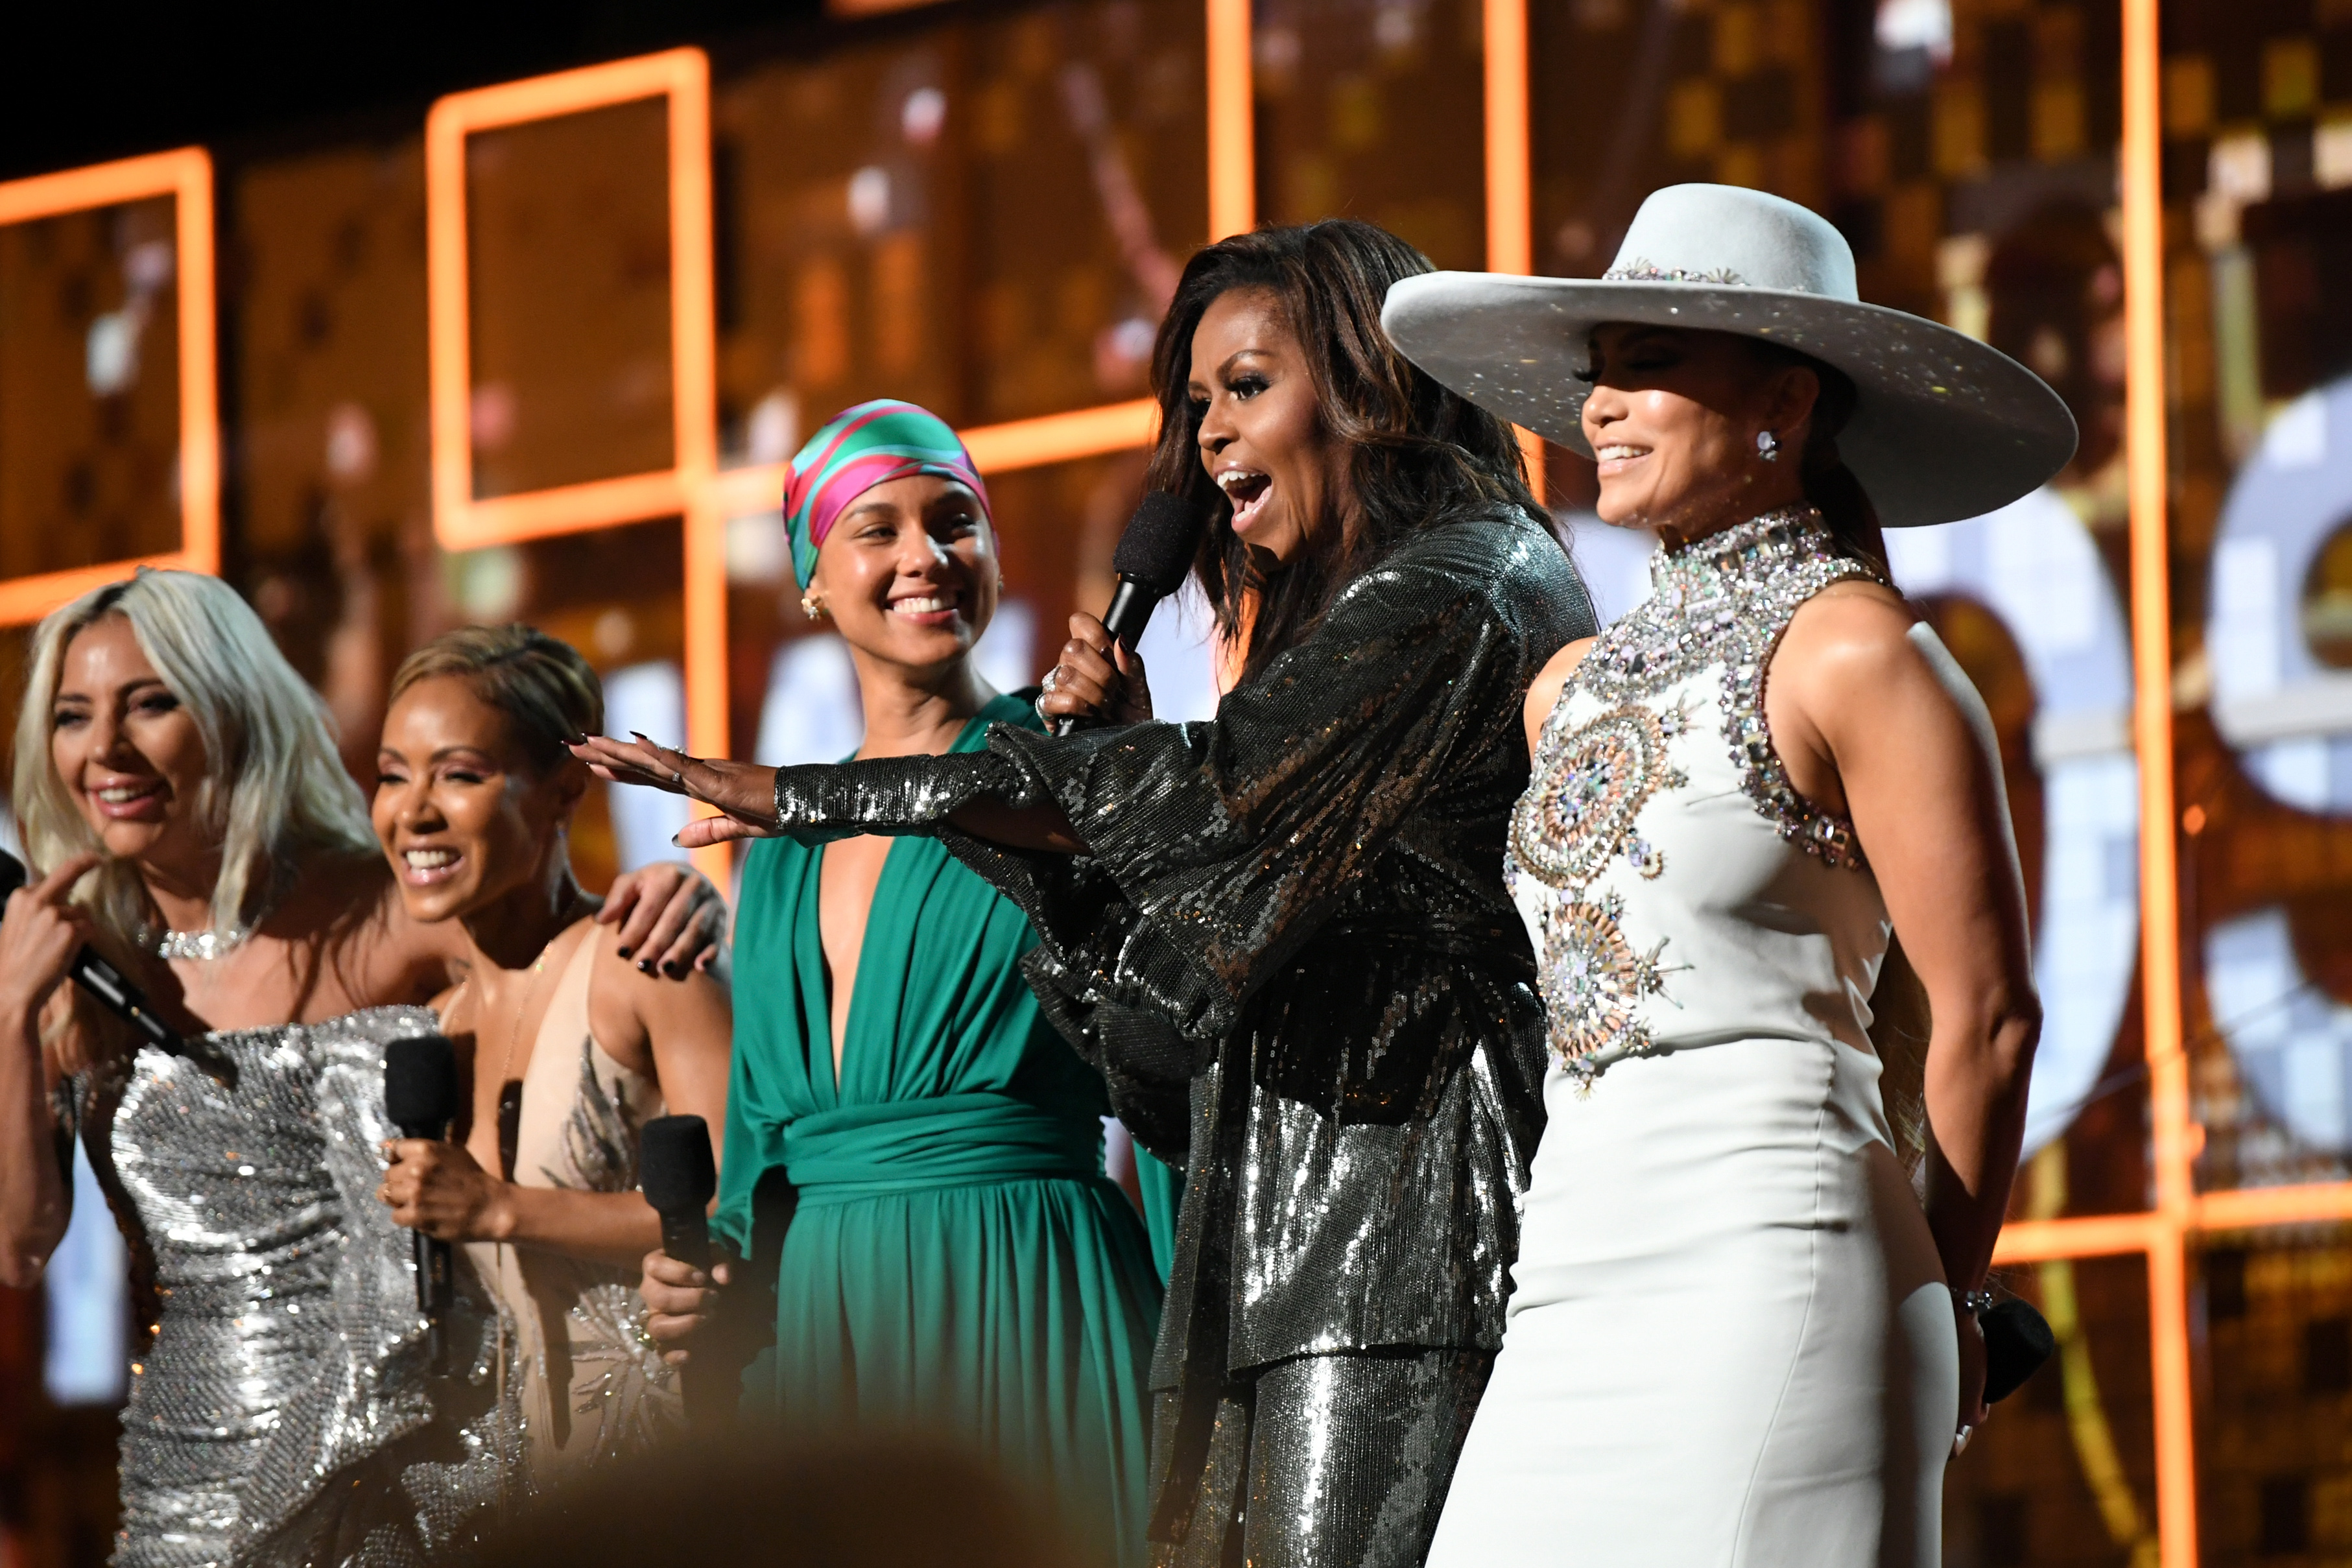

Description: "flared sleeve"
768 511 1581 1072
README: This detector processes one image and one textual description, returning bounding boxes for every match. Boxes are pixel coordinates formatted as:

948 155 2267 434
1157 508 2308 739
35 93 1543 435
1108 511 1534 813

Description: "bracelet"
1951 1286 1997 1318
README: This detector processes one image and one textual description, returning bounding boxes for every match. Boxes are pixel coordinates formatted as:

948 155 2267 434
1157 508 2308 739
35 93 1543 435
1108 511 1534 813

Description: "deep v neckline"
807 695 1024 1104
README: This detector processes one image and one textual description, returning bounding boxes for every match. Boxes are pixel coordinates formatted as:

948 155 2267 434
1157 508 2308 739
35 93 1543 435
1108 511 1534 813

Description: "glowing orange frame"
0 148 220 626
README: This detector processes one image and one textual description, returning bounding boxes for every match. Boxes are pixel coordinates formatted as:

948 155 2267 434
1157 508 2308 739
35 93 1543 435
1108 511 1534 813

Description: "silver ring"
1040 667 1062 695
670 769 685 787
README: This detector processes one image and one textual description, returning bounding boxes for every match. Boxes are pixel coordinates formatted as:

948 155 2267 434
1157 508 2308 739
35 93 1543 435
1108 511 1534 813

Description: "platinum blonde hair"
12 568 375 951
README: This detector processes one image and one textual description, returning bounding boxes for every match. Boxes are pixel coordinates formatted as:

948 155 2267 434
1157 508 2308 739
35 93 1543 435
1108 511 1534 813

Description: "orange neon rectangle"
426 49 717 554
960 399 1159 475
1990 1213 2161 1265
1206 0 1253 240
434 472 693 552
0 556 195 628
0 148 219 599
1482 0 1532 276
2196 1182 2352 1232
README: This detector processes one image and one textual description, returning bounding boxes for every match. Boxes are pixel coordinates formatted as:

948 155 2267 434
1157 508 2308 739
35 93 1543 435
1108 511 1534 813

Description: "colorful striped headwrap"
782 399 992 589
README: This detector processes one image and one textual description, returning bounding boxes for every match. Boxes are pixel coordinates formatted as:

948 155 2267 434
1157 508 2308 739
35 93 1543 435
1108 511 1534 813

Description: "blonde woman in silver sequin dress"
372 626 732 1486
0 570 723 1568
1385 185 2075 1564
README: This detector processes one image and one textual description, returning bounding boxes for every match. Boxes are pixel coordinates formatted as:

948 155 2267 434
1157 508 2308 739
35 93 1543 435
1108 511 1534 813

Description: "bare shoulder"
1774 580 1925 696
1525 635 1598 735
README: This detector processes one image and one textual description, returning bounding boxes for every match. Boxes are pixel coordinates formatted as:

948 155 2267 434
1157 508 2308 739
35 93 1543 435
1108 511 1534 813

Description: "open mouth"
887 591 964 626
1592 444 1650 475
90 779 168 820
1218 469 1272 530
400 846 462 886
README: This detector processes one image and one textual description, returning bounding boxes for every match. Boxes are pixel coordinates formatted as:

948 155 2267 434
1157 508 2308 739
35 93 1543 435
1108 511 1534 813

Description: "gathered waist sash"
782 1091 1103 1204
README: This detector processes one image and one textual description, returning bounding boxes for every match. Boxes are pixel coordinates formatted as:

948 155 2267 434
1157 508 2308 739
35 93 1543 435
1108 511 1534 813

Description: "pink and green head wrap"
782 399 992 589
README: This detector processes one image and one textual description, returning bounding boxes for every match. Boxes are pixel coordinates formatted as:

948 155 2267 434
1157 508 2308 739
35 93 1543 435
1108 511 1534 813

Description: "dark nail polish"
615 946 632 959
663 961 684 979
637 959 655 974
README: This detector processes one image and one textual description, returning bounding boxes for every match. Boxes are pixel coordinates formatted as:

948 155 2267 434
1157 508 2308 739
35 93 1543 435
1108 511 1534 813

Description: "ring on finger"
1041 667 1062 695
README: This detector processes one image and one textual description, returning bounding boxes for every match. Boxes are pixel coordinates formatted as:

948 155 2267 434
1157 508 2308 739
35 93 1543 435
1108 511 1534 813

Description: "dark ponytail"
1753 344 1886 573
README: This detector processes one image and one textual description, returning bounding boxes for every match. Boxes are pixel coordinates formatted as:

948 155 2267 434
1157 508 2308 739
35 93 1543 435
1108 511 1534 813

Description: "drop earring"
1756 429 1781 462
801 591 828 622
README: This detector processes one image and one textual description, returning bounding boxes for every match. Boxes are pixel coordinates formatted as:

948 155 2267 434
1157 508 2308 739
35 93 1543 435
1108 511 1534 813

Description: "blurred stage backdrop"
3 0 2352 1561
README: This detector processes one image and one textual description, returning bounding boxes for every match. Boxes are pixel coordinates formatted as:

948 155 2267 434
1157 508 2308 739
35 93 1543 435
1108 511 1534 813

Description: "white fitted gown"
1427 509 1957 1568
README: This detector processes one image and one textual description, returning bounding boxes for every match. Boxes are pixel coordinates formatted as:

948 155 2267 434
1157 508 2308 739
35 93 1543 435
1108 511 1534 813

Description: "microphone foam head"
0 851 25 902
383 1035 460 1131
1110 492 1206 595
640 1114 718 1215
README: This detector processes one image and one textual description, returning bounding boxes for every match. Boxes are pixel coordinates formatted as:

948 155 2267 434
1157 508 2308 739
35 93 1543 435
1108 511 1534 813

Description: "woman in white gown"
1382 184 2076 1566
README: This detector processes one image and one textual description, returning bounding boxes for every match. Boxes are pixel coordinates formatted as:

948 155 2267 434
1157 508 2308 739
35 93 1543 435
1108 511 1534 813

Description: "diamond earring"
1756 429 1781 462
801 591 828 622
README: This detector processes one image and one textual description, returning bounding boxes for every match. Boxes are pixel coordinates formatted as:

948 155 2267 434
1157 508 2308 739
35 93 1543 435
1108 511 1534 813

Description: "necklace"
149 924 254 962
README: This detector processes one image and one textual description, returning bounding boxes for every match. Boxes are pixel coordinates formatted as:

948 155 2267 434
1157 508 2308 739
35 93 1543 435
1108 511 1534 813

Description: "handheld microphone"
1053 492 1207 737
0 851 187 1057
383 1035 460 1376
641 1114 724 1426
1982 1298 2056 1405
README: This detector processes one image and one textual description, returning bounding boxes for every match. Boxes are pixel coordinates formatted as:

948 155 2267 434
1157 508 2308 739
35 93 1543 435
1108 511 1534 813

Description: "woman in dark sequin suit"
0 571 722 1568
577 221 1597 1568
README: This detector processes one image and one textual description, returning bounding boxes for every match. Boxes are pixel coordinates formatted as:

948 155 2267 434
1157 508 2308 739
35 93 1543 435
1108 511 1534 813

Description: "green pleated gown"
715 694 1163 1565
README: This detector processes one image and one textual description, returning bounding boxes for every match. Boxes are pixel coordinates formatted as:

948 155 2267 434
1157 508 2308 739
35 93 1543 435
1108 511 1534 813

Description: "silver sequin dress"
75 1006 519 1568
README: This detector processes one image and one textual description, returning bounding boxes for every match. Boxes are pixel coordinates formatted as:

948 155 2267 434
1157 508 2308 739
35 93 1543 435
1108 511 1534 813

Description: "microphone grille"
0 851 26 903
383 1035 460 1130
640 1114 718 1214
1110 492 1206 595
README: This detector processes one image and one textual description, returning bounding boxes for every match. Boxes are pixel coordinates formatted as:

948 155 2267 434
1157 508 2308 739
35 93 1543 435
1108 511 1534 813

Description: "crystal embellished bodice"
97 1008 517 1568
1506 508 1894 1082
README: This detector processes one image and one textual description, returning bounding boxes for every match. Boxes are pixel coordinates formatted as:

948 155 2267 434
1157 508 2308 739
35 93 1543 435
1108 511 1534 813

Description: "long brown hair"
1144 221 1541 683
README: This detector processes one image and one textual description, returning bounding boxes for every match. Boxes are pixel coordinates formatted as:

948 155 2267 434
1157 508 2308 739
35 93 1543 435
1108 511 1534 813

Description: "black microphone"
641 1114 717 1271
641 1114 724 1426
384 1034 460 1376
1052 491 1207 737
0 850 187 1057
1983 1298 2056 1405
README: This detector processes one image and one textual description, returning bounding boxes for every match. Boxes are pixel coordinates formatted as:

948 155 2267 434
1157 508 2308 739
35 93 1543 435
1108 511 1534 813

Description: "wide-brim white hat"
1381 184 2077 527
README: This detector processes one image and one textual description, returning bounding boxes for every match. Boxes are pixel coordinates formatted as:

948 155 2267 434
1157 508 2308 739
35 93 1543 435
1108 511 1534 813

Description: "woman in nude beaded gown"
372 625 733 1485
1384 184 2076 1565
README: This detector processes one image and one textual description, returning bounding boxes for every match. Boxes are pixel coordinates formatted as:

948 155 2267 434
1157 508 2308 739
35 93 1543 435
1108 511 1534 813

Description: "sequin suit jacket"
768 506 1595 1538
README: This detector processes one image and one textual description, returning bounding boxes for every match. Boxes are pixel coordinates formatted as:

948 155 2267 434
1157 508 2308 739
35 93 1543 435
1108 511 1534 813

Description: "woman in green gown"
639 399 1161 1564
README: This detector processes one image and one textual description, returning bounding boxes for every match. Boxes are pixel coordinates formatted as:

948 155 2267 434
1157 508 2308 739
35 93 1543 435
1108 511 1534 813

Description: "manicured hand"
379 1139 511 1242
0 854 101 1027
639 1247 733 1365
1037 612 1154 726
569 733 783 850
602 861 728 977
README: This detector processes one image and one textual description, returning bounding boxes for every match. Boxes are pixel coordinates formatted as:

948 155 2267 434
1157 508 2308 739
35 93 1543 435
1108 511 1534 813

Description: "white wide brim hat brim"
1383 272 2079 528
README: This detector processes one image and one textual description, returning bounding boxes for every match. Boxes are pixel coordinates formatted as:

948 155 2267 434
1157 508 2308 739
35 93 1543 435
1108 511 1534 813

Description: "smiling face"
50 615 214 872
807 473 999 675
1189 287 1341 566
1580 324 1818 540
372 676 580 925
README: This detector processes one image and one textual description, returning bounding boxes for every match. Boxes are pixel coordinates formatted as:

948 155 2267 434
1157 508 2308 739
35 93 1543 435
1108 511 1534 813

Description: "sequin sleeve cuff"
770 748 1041 842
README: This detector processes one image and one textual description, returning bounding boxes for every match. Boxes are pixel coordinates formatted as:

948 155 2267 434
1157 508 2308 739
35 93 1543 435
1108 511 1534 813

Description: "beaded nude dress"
462 923 682 1483
1427 508 1960 1567
78 1005 519 1568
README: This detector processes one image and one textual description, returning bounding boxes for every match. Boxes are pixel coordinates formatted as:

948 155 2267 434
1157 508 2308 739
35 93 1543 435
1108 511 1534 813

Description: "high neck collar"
1649 505 1840 598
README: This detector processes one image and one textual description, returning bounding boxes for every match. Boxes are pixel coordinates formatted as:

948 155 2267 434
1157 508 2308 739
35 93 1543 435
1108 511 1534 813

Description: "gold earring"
801 591 827 623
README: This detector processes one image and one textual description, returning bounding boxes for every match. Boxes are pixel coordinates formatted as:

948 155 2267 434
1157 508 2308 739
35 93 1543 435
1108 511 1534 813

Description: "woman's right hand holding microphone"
1036 612 1155 728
